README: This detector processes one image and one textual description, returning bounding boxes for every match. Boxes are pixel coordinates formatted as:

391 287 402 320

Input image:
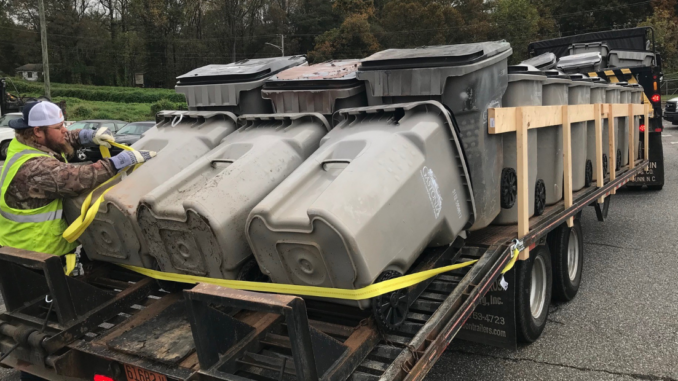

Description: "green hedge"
10 79 186 104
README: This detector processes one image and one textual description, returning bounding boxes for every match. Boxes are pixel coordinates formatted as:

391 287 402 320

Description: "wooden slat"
488 103 646 134
562 105 573 228
516 108 530 260
644 104 649 164
608 104 616 193
628 104 635 173
595 104 605 204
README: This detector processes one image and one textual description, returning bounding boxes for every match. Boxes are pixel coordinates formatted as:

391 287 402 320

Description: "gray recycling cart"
521 52 557 70
356 41 512 230
587 77 610 182
568 42 610 58
568 74 593 191
137 114 329 279
604 84 621 173
494 65 544 225
539 70 569 205
608 50 655 68
557 52 603 74
617 82 631 167
175 56 307 114
246 101 475 309
261 60 367 125
63 111 238 268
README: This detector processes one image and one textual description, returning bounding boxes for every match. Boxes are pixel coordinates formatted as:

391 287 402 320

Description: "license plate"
124 364 168 381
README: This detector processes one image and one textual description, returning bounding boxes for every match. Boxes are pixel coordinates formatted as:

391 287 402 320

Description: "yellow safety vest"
0 139 79 255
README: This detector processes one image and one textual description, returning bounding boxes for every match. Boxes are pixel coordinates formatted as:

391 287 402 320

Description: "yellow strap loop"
63 253 77 276
121 259 479 301
63 142 140 243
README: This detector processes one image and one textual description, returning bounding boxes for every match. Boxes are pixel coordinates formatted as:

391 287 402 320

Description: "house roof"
15 64 43 71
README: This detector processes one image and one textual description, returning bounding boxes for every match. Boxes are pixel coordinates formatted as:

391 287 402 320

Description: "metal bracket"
593 197 611 222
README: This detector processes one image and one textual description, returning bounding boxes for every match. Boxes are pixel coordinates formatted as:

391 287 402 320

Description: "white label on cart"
490 118 495 128
421 166 442 219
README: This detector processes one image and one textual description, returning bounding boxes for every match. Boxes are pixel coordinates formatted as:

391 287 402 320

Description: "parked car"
114 121 155 146
66 119 128 134
0 112 23 159
68 119 128 162
664 98 678 125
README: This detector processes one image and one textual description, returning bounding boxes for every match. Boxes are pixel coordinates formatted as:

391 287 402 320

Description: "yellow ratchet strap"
121 259 479 300
63 142 140 243
501 247 520 274
63 253 77 276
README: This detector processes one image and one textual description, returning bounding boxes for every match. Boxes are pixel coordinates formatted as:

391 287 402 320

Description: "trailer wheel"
372 270 409 331
516 245 552 343
602 154 608 177
547 220 583 302
534 180 546 216
584 160 592 187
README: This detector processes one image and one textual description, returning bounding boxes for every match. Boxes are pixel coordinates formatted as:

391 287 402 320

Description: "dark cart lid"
176 56 307 86
359 41 511 70
264 60 362 90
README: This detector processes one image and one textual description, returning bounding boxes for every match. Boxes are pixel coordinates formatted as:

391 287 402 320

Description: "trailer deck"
0 156 648 381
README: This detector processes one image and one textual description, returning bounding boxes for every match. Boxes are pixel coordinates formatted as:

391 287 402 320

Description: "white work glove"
79 127 115 148
109 150 156 171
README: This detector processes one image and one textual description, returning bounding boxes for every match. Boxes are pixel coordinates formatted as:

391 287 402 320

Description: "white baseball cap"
9 101 64 129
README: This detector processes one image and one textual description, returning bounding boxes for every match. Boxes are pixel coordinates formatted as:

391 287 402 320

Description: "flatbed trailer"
0 98 653 381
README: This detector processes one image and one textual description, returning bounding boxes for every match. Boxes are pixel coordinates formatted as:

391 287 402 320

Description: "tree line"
0 0 675 88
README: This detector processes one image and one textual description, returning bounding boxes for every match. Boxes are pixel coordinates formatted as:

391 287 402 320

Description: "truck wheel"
547 220 583 302
516 245 552 343
0 140 8 160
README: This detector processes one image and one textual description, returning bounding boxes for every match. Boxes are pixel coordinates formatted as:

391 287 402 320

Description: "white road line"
663 134 672 137
671 141 678 144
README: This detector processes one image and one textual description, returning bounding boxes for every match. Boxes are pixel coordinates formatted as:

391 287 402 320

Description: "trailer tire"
547 220 584 302
516 244 552 343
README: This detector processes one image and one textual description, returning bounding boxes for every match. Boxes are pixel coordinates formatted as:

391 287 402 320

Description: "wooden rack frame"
488 103 652 259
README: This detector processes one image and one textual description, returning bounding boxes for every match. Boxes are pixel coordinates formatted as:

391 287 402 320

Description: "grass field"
10 78 187 122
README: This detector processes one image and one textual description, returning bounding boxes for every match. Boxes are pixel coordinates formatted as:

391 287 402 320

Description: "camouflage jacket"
3 130 117 210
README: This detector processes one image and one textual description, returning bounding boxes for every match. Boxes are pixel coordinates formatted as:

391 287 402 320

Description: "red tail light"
651 94 661 103
639 124 645 132
94 375 114 381
655 128 662 132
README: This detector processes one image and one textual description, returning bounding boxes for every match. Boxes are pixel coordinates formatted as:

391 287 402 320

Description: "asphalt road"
0 122 676 380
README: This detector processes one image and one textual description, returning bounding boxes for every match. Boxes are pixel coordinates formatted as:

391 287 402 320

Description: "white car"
0 112 22 160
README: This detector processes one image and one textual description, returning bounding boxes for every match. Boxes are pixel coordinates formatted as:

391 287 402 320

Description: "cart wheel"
372 270 409 331
602 154 608 177
616 149 622 170
501 168 517 209
516 245 552 343
547 220 583 302
0 141 9 160
534 180 546 216
584 160 592 187
237 257 269 282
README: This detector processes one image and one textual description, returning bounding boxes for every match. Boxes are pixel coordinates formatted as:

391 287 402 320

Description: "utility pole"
38 0 51 99
265 35 285 57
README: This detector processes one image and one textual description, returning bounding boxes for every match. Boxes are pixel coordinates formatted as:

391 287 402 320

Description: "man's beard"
44 134 74 157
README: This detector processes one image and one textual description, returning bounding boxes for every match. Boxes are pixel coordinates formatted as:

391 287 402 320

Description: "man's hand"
109 150 156 171
79 127 115 148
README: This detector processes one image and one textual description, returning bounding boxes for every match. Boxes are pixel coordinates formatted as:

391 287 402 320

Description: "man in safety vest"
0 101 156 258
